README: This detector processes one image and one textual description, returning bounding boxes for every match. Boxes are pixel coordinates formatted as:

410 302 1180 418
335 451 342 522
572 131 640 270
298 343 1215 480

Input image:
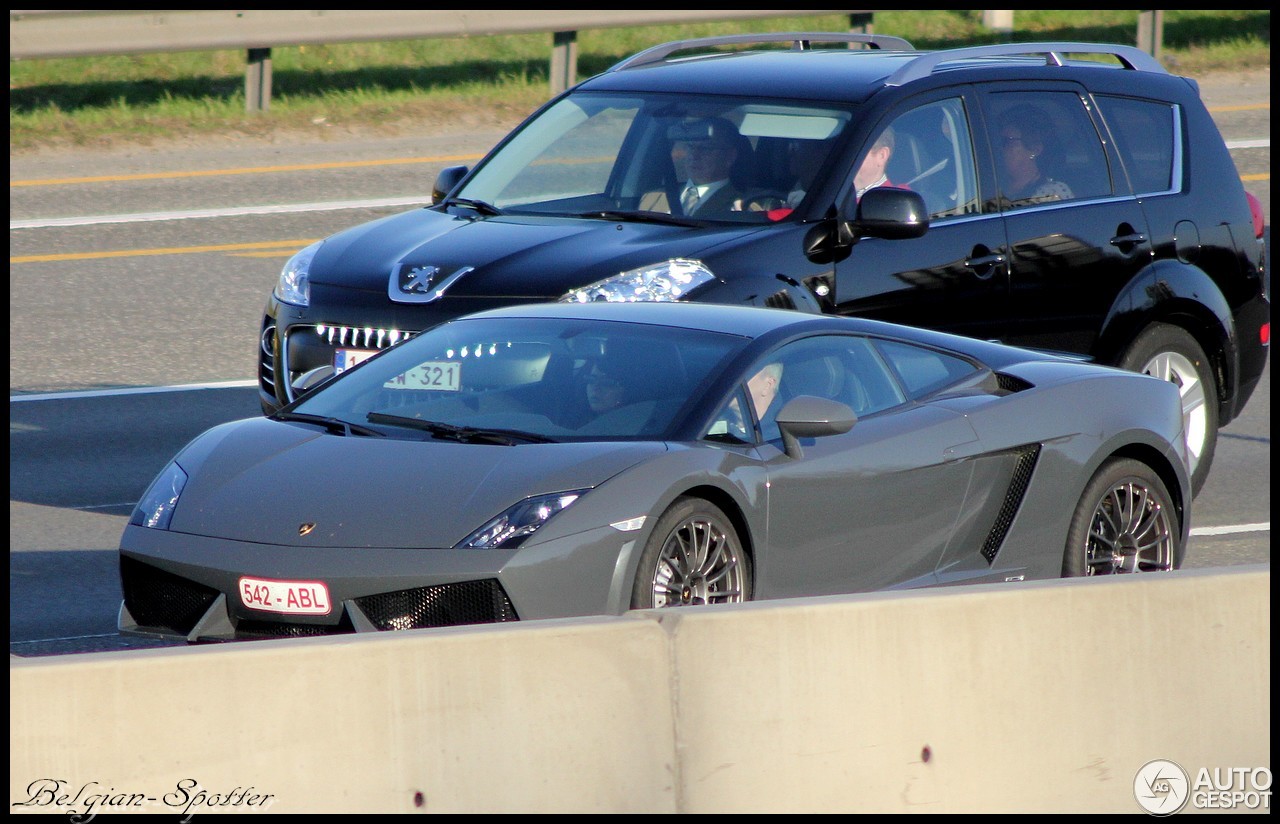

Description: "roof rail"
610 31 914 72
885 42 1167 87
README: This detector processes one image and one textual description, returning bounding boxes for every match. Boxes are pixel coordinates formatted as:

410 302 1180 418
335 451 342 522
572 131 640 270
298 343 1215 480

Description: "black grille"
236 613 356 640
355 579 519 631
120 556 219 635
996 372 1034 393
980 445 1041 563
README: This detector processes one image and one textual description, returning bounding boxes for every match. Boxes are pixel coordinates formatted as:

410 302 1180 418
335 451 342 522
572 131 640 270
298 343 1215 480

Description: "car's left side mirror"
432 165 470 205
775 395 857 459
291 365 336 399
837 187 930 245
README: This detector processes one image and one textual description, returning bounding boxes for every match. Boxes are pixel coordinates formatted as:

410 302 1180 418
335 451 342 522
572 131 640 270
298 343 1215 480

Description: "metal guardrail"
10 10 1167 111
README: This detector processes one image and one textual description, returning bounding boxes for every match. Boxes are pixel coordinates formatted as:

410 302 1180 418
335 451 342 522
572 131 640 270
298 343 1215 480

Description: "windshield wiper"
574 209 704 227
366 412 555 445
272 411 385 437
444 197 503 216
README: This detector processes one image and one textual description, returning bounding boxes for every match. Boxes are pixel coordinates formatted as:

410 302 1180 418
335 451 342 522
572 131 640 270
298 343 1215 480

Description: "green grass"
9 10 1270 154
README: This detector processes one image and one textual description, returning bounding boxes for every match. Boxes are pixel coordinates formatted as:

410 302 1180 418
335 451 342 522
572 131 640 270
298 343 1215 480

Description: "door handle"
1110 231 1148 252
965 251 1007 280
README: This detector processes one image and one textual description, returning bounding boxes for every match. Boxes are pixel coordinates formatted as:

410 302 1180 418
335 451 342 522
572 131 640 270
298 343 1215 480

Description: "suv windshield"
457 92 854 222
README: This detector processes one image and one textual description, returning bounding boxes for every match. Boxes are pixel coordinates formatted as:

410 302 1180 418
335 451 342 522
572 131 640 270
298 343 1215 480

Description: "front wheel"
630 497 752 609
1063 458 1181 577
1117 323 1218 497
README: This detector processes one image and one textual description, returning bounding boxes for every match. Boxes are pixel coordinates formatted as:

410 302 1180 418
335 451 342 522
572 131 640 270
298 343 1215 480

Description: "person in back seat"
997 106 1074 206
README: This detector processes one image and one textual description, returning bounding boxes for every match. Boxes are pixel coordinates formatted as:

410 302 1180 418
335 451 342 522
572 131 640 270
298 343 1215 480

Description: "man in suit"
854 125 896 199
641 117 747 216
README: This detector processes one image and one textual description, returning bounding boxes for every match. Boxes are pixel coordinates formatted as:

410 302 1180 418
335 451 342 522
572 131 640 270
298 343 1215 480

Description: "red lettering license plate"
238 576 332 616
335 348 377 374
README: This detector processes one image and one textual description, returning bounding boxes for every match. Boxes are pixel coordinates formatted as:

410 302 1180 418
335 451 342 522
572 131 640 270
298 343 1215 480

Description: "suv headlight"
129 461 188 530
457 490 587 549
274 240 322 307
560 258 716 303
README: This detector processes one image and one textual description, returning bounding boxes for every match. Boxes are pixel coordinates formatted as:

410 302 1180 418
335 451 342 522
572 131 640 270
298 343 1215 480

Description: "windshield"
293 316 749 441
457 92 853 223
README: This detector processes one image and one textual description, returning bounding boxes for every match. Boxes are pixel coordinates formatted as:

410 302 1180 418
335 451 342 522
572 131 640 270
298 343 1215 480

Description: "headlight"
560 258 716 303
129 461 188 530
274 240 322 307
457 490 587 549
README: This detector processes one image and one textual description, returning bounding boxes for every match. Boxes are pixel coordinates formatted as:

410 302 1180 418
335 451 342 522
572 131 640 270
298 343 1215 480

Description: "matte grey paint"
121 304 1191 640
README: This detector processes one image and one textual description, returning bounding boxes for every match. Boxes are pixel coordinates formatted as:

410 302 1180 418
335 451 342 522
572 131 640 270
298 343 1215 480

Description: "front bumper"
119 521 637 642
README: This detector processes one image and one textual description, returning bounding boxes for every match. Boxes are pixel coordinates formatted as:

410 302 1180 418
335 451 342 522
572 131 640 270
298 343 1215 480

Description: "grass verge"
9 10 1270 154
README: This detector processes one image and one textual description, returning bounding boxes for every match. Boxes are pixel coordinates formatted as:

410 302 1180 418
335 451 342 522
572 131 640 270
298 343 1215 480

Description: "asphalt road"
9 69 1270 657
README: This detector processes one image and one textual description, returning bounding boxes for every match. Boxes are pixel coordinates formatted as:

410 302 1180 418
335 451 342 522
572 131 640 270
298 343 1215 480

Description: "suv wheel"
1118 323 1218 497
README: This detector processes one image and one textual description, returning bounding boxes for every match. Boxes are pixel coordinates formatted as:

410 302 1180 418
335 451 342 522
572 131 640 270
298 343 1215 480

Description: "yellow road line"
10 154 483 188
11 239 316 264
1208 103 1271 113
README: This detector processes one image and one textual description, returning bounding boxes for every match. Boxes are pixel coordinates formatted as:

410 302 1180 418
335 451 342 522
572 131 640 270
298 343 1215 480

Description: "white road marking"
1190 522 1270 536
10 379 256 402
10 196 430 230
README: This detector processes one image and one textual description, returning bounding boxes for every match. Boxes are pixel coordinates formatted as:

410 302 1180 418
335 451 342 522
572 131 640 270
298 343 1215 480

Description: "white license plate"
384 360 462 391
334 348 378 374
238 576 332 615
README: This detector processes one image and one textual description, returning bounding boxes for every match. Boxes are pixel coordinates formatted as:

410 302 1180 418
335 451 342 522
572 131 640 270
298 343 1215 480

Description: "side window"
708 336 910 444
872 339 979 400
705 385 755 444
986 91 1113 209
1094 95 1179 195
879 97 980 219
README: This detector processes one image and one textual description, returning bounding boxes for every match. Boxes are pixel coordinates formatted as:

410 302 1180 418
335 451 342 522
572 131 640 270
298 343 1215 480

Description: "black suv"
258 33 1269 494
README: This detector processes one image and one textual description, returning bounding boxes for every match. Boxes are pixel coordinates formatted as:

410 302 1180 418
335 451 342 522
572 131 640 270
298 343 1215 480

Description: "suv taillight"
1246 191 1265 239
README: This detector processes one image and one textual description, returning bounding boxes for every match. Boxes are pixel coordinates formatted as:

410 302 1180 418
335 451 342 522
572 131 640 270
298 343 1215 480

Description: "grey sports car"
119 302 1191 641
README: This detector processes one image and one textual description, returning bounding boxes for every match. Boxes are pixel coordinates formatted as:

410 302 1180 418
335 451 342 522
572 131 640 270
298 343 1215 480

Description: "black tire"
1117 323 1218 497
630 497 752 609
1063 457 1181 577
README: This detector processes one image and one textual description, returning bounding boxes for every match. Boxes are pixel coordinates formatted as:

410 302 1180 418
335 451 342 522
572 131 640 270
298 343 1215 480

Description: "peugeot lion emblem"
389 263 475 304
298 522 317 537
401 264 440 294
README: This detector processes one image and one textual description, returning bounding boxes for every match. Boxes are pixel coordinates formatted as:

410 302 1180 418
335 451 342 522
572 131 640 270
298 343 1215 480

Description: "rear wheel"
630 497 751 609
1063 458 1180 577
1117 323 1218 496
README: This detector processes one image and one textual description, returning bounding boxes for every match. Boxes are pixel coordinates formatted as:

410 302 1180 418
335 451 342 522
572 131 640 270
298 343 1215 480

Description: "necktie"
681 185 700 215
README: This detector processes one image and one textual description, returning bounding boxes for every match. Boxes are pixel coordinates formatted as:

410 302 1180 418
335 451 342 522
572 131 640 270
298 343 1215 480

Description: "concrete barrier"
10 566 1270 814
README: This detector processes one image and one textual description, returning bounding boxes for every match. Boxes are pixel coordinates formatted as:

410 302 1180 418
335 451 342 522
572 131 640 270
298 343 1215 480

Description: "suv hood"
311 207 767 298
168 416 666 548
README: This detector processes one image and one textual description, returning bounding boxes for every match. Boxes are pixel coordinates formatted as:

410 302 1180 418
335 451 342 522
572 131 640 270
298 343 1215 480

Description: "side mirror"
291 365 336 399
775 395 857 459
432 165 470 205
837 187 930 244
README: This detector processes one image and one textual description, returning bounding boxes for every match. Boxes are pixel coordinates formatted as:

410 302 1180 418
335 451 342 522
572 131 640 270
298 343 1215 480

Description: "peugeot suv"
258 33 1269 495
